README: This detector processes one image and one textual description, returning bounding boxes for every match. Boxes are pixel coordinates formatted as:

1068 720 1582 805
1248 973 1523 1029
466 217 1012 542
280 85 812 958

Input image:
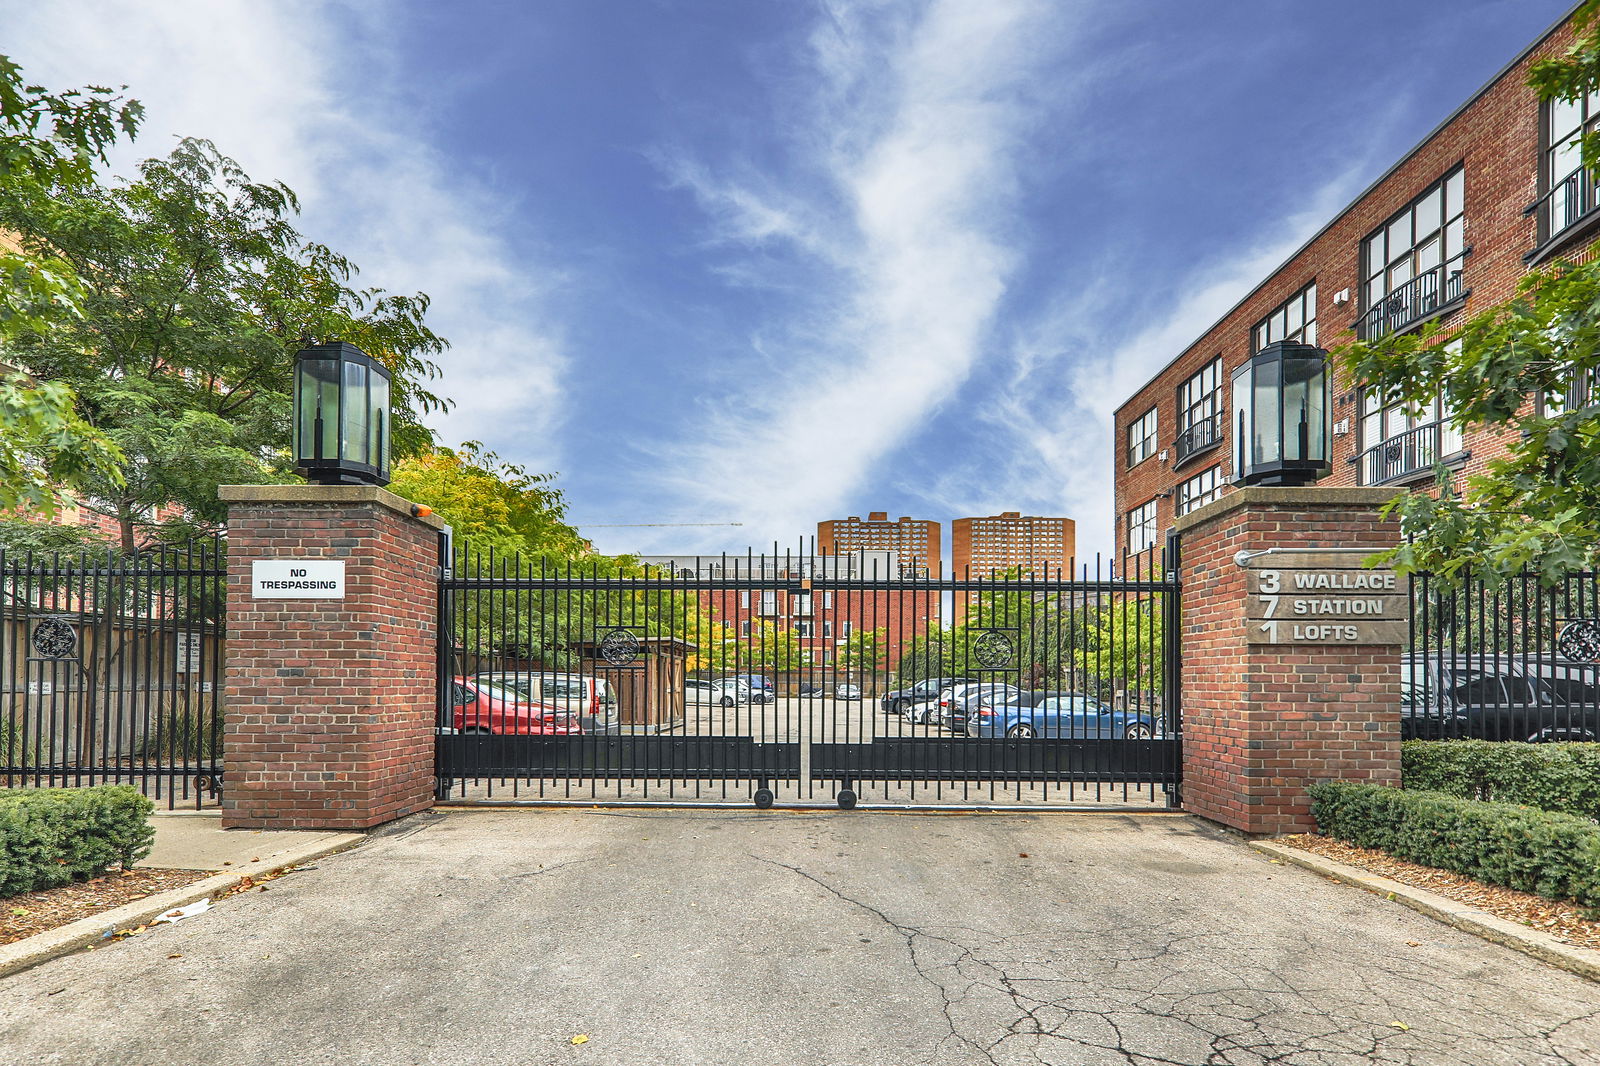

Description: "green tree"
0 57 137 512
837 626 886 673
0 138 448 550
1340 5 1600 583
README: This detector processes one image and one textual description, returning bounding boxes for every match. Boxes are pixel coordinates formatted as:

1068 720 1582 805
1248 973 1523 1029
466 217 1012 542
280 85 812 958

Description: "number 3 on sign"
1258 621 1278 641
1259 569 1281 593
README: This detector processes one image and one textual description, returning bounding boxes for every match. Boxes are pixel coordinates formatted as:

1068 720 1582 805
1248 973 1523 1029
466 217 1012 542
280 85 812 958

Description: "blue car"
969 691 1160 740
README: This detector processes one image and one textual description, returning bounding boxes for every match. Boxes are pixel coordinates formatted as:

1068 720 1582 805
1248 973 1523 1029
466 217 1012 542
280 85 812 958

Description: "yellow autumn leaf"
571 1035 589 1045
1388 1021 1410 1031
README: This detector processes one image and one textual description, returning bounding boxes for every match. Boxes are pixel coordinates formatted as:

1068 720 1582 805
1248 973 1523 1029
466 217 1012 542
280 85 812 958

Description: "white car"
685 678 750 707
474 671 619 733
835 683 862 701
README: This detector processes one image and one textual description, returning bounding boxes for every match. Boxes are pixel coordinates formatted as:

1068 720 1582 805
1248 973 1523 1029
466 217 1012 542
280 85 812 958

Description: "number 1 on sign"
1258 621 1278 641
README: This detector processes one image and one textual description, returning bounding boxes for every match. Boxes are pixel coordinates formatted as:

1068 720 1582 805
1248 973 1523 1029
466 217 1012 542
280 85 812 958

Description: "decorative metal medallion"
30 617 79 660
971 630 1015 670
598 628 641 667
1557 619 1600 664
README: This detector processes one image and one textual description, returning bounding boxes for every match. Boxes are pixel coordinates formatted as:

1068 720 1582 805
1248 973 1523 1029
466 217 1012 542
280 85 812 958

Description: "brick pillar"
1173 487 1405 836
219 485 444 829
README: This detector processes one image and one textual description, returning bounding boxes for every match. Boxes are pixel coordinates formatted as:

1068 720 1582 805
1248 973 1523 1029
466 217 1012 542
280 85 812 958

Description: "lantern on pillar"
292 340 392 486
1229 340 1330 486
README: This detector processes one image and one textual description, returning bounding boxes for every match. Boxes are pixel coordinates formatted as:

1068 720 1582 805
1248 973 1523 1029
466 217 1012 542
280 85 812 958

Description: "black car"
881 676 977 715
1402 654 1600 742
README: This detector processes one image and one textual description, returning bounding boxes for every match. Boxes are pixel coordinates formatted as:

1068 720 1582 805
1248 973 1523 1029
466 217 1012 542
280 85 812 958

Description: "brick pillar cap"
1172 485 1404 535
219 484 448 530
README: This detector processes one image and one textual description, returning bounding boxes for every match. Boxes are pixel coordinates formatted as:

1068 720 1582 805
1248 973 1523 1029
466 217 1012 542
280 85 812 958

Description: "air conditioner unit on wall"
1333 418 1350 436
1332 288 1351 306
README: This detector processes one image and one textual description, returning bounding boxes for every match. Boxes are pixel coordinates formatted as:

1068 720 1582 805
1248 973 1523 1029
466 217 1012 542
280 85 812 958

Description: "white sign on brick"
251 560 346 599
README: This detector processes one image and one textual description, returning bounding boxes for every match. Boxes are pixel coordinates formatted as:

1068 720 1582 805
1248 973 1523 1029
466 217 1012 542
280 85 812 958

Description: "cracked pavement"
2 809 1597 1065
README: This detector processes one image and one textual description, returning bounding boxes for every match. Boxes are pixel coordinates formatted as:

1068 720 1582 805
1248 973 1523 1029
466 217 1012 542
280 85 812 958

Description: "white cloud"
648 0 1073 547
1 0 566 466
922 169 1374 563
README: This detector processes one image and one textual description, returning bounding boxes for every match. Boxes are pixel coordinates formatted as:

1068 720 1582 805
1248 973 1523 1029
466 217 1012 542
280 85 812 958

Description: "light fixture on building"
293 340 393 487
1229 340 1330 487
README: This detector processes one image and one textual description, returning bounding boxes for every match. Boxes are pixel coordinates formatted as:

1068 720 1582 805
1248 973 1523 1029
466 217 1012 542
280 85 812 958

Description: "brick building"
817 512 940 578
635 552 936 675
950 511 1077 626
1113 6 1598 556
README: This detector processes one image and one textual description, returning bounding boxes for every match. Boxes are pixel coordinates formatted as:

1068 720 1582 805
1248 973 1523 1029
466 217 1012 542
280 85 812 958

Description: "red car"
449 677 581 735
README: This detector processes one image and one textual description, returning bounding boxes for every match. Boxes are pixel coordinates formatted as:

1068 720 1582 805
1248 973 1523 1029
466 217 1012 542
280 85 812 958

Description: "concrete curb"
0 832 366 980
1251 840 1600 983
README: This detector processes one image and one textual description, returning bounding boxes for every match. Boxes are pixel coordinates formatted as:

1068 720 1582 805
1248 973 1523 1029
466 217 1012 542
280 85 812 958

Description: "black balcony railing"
1360 265 1464 341
1173 412 1222 463
1528 164 1600 251
1359 421 1446 485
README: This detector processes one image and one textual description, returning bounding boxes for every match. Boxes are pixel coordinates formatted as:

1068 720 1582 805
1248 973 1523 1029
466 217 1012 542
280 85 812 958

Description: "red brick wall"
1114 13 1588 555
221 488 442 830
1175 488 1403 835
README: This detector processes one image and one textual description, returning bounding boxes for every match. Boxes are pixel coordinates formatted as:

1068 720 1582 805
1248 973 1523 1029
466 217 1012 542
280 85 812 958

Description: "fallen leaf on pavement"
1389 1021 1410 1031
571 1034 589 1045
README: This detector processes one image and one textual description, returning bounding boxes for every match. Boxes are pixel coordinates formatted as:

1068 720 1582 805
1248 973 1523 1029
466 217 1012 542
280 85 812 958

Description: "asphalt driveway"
2 809 1596 1066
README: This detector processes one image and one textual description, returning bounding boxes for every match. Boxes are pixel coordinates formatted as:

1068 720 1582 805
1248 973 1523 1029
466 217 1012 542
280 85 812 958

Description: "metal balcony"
1173 412 1223 465
1359 421 1445 485
1527 164 1600 254
1359 265 1464 341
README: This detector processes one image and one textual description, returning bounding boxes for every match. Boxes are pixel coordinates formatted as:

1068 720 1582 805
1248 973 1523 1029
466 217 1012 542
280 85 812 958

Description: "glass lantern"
1230 341 1329 486
292 341 392 486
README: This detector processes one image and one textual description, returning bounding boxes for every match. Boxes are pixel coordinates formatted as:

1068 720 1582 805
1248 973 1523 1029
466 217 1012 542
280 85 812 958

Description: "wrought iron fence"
1406 568 1600 743
437 542 1180 807
0 537 225 807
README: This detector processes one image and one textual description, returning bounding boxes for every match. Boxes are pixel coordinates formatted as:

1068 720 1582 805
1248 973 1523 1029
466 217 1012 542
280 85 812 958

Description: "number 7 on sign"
1258 595 1279 618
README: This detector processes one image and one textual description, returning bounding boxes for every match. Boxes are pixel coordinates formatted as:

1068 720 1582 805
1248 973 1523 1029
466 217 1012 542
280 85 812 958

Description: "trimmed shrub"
1308 781 1600 908
1402 740 1600 822
0 786 155 897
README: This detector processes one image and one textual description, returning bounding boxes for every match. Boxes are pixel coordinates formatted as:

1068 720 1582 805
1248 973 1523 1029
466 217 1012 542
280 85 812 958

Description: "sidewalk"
139 811 360 873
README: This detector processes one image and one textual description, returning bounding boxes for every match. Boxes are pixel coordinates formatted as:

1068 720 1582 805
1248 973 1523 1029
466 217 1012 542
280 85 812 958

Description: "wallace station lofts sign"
1243 551 1406 645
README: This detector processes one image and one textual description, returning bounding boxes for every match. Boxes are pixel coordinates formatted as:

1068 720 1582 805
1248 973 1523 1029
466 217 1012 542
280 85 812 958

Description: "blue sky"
3 0 1575 565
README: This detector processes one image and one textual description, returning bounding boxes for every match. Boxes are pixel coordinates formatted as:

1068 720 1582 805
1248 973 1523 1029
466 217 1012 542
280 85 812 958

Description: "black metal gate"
0 538 225 807
435 541 1180 808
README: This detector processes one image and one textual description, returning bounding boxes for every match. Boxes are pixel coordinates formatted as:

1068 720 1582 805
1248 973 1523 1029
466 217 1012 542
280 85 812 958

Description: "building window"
1174 357 1223 463
822 621 833 637
1251 283 1317 353
842 621 854 639
1360 168 1465 340
796 621 815 638
1358 393 1463 486
1127 407 1158 467
1126 499 1158 554
1175 467 1220 516
740 620 751 636
759 590 777 615
1544 366 1600 415
1538 90 1600 246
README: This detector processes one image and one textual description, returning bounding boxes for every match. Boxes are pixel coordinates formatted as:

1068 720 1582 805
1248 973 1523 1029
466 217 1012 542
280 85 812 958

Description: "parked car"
722 674 775 703
969 691 1159 740
904 681 968 724
881 676 977 715
937 682 1023 732
835 683 863 701
1401 653 1600 742
449 677 581 735
686 678 750 707
796 682 826 697
475 671 619 733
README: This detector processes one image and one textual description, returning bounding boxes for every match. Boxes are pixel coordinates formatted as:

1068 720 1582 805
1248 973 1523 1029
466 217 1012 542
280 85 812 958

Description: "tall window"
796 621 815 638
1175 466 1220 516
1359 341 1464 485
1175 357 1222 462
1126 499 1158 554
1127 407 1158 467
1360 168 1465 339
1251 283 1317 353
1542 90 1600 243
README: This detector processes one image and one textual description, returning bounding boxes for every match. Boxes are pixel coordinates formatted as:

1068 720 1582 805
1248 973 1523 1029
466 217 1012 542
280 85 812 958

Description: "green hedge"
1402 740 1600 822
0 786 155 897
1307 781 1600 908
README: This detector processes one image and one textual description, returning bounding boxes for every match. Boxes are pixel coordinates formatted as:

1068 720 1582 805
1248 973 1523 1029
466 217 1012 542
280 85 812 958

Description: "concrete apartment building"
817 512 941 578
635 552 935 673
1113 6 1597 556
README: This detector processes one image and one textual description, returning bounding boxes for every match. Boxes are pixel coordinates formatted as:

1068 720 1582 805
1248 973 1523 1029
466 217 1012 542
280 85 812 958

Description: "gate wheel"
836 789 857 810
753 788 774 810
